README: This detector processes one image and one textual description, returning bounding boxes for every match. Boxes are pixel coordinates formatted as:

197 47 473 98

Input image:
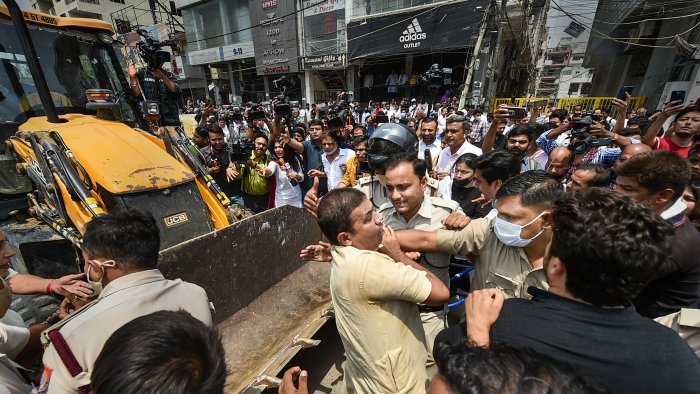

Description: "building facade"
584 0 700 108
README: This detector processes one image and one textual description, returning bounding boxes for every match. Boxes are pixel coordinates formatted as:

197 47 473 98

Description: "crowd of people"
291 95 700 393
1 91 700 393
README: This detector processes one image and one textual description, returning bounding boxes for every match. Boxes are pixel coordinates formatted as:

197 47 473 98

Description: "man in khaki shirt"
378 153 461 370
39 209 212 394
397 171 564 299
316 188 449 393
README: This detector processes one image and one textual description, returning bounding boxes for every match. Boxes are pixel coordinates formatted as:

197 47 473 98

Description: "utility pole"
484 0 508 108
458 0 493 110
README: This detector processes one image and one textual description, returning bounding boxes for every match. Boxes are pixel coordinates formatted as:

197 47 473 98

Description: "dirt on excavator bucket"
158 205 333 393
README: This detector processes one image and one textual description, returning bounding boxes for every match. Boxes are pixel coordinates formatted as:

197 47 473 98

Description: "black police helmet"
367 122 418 169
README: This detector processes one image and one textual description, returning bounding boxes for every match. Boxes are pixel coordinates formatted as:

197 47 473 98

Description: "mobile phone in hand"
502 106 527 120
616 86 634 100
669 90 686 104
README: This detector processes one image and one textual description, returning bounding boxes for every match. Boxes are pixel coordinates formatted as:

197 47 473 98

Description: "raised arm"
481 107 509 153
610 94 630 134
642 101 684 147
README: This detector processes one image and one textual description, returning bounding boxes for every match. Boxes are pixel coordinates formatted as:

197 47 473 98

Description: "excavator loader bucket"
158 205 333 393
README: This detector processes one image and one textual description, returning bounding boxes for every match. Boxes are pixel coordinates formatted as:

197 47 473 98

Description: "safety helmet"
367 122 418 169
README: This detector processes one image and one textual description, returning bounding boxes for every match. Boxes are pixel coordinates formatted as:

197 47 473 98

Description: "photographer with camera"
534 97 636 170
128 30 181 127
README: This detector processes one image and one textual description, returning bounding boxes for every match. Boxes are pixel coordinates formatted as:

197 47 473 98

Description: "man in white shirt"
437 107 448 134
417 118 441 171
435 115 482 179
315 133 355 191
386 70 399 95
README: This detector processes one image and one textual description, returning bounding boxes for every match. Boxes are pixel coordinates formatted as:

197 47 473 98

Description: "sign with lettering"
303 0 344 17
249 0 299 75
347 0 486 59
302 53 346 70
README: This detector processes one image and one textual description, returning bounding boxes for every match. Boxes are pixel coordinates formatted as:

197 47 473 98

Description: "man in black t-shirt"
200 126 244 206
438 188 700 393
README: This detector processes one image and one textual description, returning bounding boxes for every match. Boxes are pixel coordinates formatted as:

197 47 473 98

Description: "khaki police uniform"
354 174 440 209
330 245 432 394
39 269 212 394
0 315 33 394
379 196 461 375
436 218 548 299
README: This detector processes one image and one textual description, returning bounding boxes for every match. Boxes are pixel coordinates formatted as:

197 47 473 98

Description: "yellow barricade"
490 96 647 117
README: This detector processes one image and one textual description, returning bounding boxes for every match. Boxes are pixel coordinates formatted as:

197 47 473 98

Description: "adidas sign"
400 18 426 48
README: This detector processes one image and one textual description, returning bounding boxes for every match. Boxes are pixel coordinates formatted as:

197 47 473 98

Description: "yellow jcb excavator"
0 2 334 392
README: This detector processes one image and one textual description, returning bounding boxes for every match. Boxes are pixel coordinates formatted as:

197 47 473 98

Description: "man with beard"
642 104 700 157
545 147 573 182
504 126 542 172
434 116 482 180
287 119 328 197
200 126 244 206
615 150 700 318
417 117 441 171
338 137 370 188
238 134 271 213
438 188 700 393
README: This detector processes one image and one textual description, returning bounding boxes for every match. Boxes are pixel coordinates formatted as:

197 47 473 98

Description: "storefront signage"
249 0 299 75
303 0 344 17
302 53 346 70
347 0 486 60
187 42 255 65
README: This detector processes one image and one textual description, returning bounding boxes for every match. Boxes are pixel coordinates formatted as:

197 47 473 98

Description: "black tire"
10 294 59 326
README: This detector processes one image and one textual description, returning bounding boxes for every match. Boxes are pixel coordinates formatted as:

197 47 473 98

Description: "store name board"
187 42 255 65
303 0 345 17
249 0 299 75
302 53 346 70
347 0 486 59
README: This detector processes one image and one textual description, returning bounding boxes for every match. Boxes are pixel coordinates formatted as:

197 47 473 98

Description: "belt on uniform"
418 304 446 313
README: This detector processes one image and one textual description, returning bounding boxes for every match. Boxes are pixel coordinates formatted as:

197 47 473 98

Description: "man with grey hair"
434 115 482 179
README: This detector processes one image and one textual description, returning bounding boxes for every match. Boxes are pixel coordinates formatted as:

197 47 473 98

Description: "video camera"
417 64 451 88
569 115 613 155
135 29 178 71
230 137 256 165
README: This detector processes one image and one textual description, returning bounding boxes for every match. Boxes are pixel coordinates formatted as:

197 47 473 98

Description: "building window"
580 83 592 95
568 83 580 95
109 0 125 3
352 0 440 17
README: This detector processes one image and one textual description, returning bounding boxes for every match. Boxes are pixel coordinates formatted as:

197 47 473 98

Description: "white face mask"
86 259 116 295
494 212 547 247
0 277 11 318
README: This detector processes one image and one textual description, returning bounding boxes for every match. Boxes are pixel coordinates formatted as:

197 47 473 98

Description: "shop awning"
347 0 487 60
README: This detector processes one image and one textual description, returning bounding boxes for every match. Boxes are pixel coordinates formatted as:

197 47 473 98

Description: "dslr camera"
569 115 613 155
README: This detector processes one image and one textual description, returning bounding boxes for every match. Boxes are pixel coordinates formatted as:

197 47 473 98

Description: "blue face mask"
493 212 546 247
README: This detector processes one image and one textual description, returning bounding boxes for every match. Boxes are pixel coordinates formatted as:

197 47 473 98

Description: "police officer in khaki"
356 123 439 209
305 122 439 213
378 152 461 376
39 208 212 394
